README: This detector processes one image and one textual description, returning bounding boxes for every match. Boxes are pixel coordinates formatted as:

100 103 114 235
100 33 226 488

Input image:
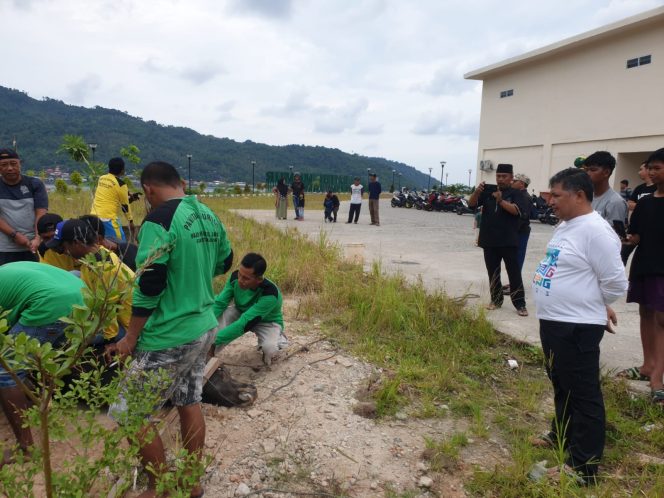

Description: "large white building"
465 6 664 194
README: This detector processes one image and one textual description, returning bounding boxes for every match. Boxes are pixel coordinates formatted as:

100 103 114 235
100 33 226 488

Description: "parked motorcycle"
538 206 559 225
455 198 475 215
391 191 407 208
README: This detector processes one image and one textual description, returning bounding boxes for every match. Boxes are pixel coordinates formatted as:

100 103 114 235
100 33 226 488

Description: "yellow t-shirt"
80 248 135 339
39 247 79 271
91 173 133 222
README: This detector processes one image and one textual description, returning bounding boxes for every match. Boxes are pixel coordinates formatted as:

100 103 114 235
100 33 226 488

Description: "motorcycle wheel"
415 203 422 210
405 202 413 208
547 217 558 226
456 207 463 215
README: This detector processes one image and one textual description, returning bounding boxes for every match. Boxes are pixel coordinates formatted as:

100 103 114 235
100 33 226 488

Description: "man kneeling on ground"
214 253 287 365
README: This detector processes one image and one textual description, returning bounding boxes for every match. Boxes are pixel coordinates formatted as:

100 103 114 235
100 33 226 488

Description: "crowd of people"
472 148 664 484
0 152 287 498
2 143 663 489
272 172 383 226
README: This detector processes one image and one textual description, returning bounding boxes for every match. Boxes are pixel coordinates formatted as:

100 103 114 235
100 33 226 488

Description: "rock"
370 481 379 490
246 409 262 419
235 482 251 496
395 411 408 421
416 461 428 472
636 453 664 465
528 460 549 482
261 439 276 453
313 384 326 392
418 476 433 488
336 357 353 368
325 413 338 421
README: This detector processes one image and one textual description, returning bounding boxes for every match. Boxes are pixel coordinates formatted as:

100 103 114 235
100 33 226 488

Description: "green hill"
0 86 429 188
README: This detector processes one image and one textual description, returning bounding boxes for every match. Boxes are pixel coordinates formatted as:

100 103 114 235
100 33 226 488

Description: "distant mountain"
0 86 430 188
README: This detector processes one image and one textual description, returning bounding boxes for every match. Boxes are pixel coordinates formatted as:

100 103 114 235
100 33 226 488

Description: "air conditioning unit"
485 160 493 170
479 160 486 170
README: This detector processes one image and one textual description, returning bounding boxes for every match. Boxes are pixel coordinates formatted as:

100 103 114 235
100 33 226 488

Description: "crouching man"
214 253 287 365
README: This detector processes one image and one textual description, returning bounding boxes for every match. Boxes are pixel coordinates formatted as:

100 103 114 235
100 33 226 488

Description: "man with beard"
468 163 530 316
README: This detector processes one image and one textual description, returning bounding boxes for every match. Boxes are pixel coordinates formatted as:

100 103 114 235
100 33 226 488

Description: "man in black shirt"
468 163 529 316
621 162 657 264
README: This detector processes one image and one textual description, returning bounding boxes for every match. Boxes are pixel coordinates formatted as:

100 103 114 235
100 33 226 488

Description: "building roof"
464 6 664 80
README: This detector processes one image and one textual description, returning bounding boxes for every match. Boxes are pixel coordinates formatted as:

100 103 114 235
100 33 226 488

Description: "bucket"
344 243 365 265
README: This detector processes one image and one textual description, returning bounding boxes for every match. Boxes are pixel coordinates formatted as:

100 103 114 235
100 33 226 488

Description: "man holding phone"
468 163 530 316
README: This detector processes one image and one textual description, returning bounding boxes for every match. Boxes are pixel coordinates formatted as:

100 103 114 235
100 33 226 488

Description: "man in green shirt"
0 262 83 465
214 253 287 366
105 161 232 498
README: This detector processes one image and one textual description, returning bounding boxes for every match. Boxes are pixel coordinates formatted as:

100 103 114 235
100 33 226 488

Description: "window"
500 89 514 98
627 54 652 69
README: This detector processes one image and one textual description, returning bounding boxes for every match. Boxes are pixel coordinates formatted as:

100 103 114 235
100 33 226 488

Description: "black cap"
496 163 513 174
369 173 377 177
46 219 96 249
0 149 19 160
37 213 64 235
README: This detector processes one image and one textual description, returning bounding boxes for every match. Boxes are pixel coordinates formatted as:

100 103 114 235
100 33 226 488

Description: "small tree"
243 184 251 194
54 178 68 194
69 171 83 192
57 135 105 196
26 169 36 177
119 144 141 170
198 182 207 194
233 185 242 195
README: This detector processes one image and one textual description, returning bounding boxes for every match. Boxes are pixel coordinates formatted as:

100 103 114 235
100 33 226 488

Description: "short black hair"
584 151 616 173
620 179 629 186
241 252 267 277
108 157 125 175
646 148 664 165
79 214 104 237
549 168 593 202
141 161 182 188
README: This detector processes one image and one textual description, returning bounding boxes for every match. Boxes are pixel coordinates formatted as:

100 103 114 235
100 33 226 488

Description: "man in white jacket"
532 168 627 484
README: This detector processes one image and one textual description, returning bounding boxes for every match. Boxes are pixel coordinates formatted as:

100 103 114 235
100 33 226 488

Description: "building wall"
476 19 664 193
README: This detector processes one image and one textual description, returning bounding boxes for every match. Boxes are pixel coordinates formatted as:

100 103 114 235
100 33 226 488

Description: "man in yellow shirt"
91 158 138 242
36 213 78 271
46 218 133 343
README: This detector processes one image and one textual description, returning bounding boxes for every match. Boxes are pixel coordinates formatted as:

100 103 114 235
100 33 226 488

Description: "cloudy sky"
2 0 661 182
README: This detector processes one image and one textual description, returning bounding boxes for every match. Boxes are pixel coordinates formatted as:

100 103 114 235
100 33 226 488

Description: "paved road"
235 200 641 374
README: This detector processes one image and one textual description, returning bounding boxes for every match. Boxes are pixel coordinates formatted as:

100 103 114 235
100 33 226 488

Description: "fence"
265 171 361 193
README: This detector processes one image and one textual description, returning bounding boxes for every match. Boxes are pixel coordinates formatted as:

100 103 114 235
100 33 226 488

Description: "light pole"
440 161 446 189
392 169 396 191
468 168 472 187
398 172 402 190
88 143 97 163
187 154 192 192
427 167 432 191
288 165 293 181
446 172 449 185
251 161 256 193
367 168 371 186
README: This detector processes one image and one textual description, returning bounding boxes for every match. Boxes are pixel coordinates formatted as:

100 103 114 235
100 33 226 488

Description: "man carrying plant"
106 162 233 498
0 262 84 466
532 168 627 484
214 253 287 366
0 149 48 266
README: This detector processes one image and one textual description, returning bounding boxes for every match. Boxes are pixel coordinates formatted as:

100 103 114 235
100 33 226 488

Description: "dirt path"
188 299 505 498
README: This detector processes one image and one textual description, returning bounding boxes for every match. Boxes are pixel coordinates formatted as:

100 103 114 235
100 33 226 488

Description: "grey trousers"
218 306 288 360
369 199 380 224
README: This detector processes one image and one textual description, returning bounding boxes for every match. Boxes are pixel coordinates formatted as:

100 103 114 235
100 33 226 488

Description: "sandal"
616 366 650 381
517 307 529 317
485 302 502 310
530 432 555 448
651 389 664 406
546 464 587 486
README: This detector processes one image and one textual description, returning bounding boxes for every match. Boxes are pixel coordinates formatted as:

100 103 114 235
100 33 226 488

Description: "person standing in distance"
346 177 364 224
105 162 233 498
621 162 656 265
582 151 627 229
0 149 48 265
532 168 627 484
368 173 382 226
468 163 530 316
90 157 139 242
290 173 305 221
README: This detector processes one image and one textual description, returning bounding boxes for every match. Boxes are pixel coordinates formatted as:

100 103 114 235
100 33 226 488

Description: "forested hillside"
0 86 429 187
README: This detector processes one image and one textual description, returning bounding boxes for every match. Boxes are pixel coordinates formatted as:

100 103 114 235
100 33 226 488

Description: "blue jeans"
292 195 304 219
0 321 68 387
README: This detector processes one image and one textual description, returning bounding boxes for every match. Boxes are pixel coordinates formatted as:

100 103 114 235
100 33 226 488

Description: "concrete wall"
475 18 664 194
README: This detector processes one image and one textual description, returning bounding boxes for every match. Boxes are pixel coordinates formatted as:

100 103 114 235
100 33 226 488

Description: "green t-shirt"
132 196 233 351
213 271 283 345
0 261 83 327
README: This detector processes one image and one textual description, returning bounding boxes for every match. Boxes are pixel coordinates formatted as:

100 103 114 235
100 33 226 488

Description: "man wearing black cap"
36 213 78 271
90 157 139 242
468 163 530 316
0 149 48 265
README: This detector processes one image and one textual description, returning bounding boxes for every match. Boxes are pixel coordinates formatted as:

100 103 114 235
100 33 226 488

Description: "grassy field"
46 192 664 497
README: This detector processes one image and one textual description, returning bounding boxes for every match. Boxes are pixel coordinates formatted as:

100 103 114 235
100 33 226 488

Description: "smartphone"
482 184 498 195
612 220 627 239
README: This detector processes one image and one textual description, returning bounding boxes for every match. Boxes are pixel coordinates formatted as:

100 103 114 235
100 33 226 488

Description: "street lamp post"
288 165 293 181
440 161 446 189
392 169 396 191
187 154 192 192
427 167 432 191
251 161 256 193
446 172 449 185
398 173 402 190
88 143 97 163
468 168 472 187
367 168 371 186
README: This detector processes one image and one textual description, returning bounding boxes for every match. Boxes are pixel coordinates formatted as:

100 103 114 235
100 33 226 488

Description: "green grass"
45 192 664 496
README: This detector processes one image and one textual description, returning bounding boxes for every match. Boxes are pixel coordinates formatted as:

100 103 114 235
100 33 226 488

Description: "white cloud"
1 0 659 183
